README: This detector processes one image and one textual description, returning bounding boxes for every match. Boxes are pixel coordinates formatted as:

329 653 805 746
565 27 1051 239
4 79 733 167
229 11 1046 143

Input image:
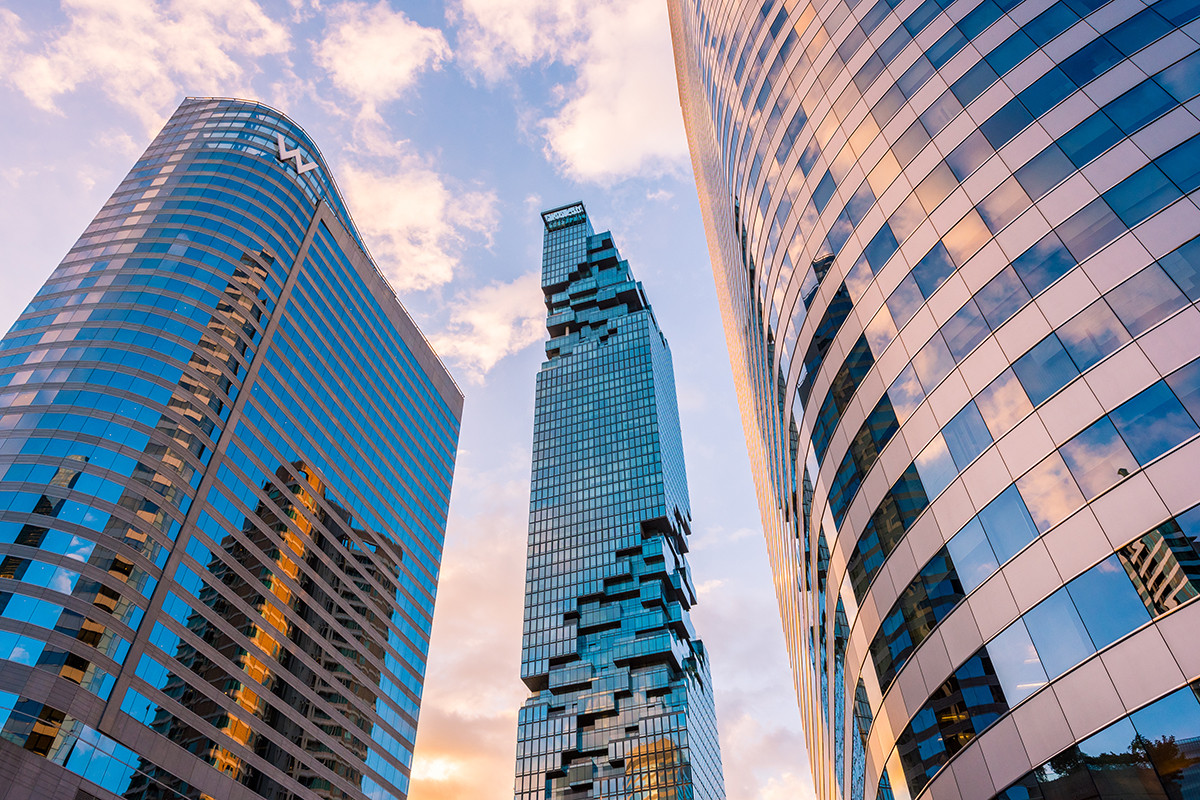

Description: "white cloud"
430 272 546 382
540 1 688 183
315 2 450 115
453 0 688 184
337 154 497 293
4 0 290 131
453 0 584 81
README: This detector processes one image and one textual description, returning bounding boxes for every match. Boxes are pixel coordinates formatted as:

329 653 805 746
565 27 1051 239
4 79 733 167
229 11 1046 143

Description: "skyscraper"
669 1 1200 798
0 97 462 800
512 203 725 800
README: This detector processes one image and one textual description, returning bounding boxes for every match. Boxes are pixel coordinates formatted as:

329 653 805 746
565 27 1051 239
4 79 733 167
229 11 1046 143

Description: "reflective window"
1110 381 1198 463
1059 417 1135 499
1016 453 1084 533
1013 334 1077 405
1022 586 1093 677
1056 299 1129 371
1106 263 1189 336
976 369 1033 439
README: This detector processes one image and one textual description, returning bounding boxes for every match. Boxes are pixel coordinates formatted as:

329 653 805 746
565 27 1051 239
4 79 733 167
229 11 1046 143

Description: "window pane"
1060 417 1136 498
1158 236 1200 301
1103 163 1181 227
1012 233 1076 296
1066 556 1152 651
979 484 1041 561
944 210 991 266
1023 587 1094 677
913 333 955 390
1016 453 1084 533
976 368 1033 438
1106 263 1189 336
1166 359 1200 424
915 162 958 212
976 266 1031 328
888 363 927 421
947 517 1000 592
1075 718 1163 797
942 300 990 359
1106 79 1177 134
944 402 993 468
988 620 1048 704
1014 145 1074 201
887 274 925 328
1013 334 1078 405
1118 519 1200 617
1057 198 1126 261
1060 110 1122 167
915 435 958 499
1057 299 1130 371
1110 381 1199 464
1159 134 1200 194
912 242 957 297
1128 686 1200 795
947 130 993 180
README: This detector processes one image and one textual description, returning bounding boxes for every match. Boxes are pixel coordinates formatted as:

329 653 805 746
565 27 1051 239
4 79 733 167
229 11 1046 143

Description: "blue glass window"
1059 111 1122 167
1013 334 1078 405
1012 233 1075 295
1057 198 1125 261
1159 134 1200 194
1068 555 1152 648
1022 587 1093 677
1056 299 1130 371
978 484 1039 562
1110 381 1198 463
813 170 837 214
1060 417 1135 498
1014 145 1074 201
947 131 994 181
1156 49 1200 102
1167 359 1200 422
976 266 1030 328
1104 163 1181 227
943 300 990 359
1107 80 1177 135
943 403 992 468
1060 38 1123 85
1159 236 1200 301
912 243 955 296
946 518 1000 592
1106 263 1189 336
981 98 1034 148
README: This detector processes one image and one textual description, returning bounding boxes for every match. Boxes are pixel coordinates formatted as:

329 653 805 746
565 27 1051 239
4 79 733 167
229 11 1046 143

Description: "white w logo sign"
276 133 318 175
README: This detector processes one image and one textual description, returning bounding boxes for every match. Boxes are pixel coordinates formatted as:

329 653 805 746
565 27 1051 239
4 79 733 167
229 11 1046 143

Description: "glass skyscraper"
0 97 462 800
669 0 1200 798
512 203 725 800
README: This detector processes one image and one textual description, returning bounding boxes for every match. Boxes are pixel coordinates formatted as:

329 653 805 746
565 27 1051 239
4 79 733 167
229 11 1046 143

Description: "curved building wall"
0 97 462 800
669 0 1200 798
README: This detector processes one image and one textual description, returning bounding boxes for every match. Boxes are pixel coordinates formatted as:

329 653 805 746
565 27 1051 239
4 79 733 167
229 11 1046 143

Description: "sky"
0 1 815 798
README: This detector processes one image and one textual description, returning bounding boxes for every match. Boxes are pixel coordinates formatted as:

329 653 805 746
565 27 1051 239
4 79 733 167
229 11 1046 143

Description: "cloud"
3 0 289 131
453 0 584 80
539 1 688 183
315 1 450 116
453 0 688 183
337 155 497 292
430 272 546 382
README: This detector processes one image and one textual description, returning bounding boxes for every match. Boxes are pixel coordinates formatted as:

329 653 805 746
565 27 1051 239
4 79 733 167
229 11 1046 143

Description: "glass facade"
0 97 463 800
668 0 1200 798
512 203 725 799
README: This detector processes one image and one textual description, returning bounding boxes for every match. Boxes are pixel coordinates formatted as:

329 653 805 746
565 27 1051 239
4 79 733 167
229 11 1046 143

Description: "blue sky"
0 1 813 797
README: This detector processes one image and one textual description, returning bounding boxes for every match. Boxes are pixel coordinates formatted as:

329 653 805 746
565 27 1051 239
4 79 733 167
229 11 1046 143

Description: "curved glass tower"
669 0 1200 798
512 204 725 800
0 97 462 800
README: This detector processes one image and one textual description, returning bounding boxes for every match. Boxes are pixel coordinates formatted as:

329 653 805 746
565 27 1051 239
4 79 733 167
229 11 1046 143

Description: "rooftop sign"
542 202 587 231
